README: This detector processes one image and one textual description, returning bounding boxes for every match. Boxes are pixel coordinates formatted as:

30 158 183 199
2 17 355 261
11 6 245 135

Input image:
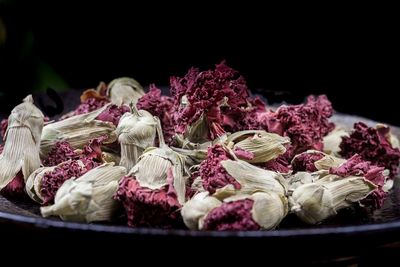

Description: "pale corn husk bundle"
41 163 126 222
322 127 349 156
212 159 288 200
128 120 187 204
40 104 117 158
107 77 145 106
0 95 44 190
226 130 290 163
116 106 157 172
289 176 377 224
181 191 288 230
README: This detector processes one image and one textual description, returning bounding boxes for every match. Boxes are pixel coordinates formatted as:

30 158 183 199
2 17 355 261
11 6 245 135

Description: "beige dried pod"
289 176 376 224
41 163 127 222
128 120 187 204
322 127 349 156
40 104 116 157
226 130 290 163
181 191 222 230
107 77 144 106
116 106 157 171
0 95 44 190
101 151 121 165
217 159 288 197
244 192 288 230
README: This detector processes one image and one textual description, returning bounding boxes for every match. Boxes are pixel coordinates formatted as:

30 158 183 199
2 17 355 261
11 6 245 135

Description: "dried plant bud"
289 176 376 224
184 192 288 231
291 150 345 173
128 121 187 204
41 163 126 222
218 159 288 197
40 104 117 157
25 166 57 203
0 95 44 193
322 127 349 156
181 192 222 230
107 77 144 106
116 106 157 172
226 130 290 163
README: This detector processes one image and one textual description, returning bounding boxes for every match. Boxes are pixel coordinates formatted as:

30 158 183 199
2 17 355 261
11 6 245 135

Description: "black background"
0 3 397 124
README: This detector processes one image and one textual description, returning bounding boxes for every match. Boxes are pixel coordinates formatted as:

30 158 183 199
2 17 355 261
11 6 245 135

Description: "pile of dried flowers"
1 63 399 230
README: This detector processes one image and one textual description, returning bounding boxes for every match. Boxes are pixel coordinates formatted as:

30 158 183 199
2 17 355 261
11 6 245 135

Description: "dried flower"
226 130 290 163
137 84 175 143
291 150 345 173
0 95 44 194
330 154 390 209
41 163 127 222
259 95 335 158
322 127 349 156
170 61 252 141
116 106 157 172
107 77 145 106
182 192 288 231
339 122 400 178
40 104 117 157
289 176 376 224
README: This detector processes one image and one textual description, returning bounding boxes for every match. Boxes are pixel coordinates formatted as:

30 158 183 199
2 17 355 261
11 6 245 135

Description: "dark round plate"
1 92 400 263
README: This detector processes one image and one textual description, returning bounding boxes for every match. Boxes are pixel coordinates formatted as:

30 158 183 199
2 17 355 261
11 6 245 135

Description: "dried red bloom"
0 171 25 198
200 144 241 194
40 160 87 205
115 174 183 228
291 152 324 173
260 95 334 158
263 155 291 173
330 154 387 209
40 136 107 204
137 84 175 143
43 141 78 166
0 143 4 154
339 122 400 178
79 135 108 170
170 61 251 139
1 118 7 139
95 104 130 126
202 199 261 231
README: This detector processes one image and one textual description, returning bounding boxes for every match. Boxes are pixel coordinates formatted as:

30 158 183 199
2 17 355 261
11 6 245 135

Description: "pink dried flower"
137 84 175 143
170 61 251 139
291 152 324 173
330 154 387 209
40 160 87 205
260 95 334 157
42 141 78 166
202 199 261 231
200 144 241 194
95 104 130 126
339 122 400 178
115 174 183 228
263 155 290 173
